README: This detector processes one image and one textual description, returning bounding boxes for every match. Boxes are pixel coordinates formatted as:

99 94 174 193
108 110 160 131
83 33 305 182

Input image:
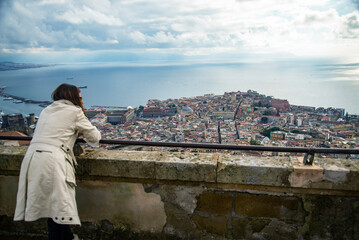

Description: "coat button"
61 217 65 220
67 148 70 152
69 218 72 221
55 217 58 220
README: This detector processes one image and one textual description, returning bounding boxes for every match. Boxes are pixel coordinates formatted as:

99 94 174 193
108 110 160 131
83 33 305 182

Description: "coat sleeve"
75 109 101 147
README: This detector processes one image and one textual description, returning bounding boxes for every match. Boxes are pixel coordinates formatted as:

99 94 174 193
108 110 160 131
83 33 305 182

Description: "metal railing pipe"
0 135 358 155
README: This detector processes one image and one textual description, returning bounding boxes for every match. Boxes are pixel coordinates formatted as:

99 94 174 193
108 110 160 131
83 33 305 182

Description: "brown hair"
52 83 86 115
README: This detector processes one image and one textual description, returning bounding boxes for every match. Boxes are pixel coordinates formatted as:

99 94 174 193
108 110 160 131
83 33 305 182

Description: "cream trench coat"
14 99 101 225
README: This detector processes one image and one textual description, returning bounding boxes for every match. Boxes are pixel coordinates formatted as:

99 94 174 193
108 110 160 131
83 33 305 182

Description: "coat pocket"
65 159 77 187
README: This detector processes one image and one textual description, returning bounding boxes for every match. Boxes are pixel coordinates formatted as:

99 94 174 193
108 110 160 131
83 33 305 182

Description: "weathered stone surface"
354 201 359 238
1 146 358 192
71 220 184 240
323 165 350 183
0 146 27 156
162 203 197 239
192 214 229 236
283 198 299 211
289 165 324 188
250 218 271 233
150 185 201 239
0 146 26 173
302 195 359 240
155 152 217 182
0 176 18 216
235 193 282 218
259 220 298 240
311 157 359 191
232 218 271 239
234 193 303 222
77 181 166 233
0 215 48 238
196 192 233 215
231 218 248 239
1 145 359 239
155 161 216 182
173 186 204 214
78 150 157 179
217 155 292 187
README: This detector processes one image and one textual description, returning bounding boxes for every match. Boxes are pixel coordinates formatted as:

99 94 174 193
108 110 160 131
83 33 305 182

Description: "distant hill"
0 62 56 71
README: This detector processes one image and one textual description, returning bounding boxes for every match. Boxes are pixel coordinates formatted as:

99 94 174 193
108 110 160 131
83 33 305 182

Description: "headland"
0 86 51 107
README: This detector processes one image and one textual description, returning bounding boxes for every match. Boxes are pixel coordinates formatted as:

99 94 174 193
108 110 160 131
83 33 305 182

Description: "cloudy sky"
0 0 358 64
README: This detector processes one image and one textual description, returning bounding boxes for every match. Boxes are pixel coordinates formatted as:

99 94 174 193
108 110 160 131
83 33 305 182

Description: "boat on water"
3 97 13 100
79 86 87 89
13 100 23 104
66 77 74 80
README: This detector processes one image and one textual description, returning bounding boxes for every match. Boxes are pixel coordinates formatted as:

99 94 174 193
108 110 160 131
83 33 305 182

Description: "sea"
0 61 358 117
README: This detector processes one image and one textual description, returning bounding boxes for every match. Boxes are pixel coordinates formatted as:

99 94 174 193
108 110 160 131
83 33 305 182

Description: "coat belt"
30 138 77 167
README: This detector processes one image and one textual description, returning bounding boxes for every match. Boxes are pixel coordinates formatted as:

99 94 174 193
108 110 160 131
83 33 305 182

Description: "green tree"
263 110 272 115
250 138 260 145
345 112 349 123
260 127 281 138
136 105 144 116
261 117 268 124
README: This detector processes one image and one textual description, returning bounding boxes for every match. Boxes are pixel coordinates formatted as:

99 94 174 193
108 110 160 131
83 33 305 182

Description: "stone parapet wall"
0 146 358 239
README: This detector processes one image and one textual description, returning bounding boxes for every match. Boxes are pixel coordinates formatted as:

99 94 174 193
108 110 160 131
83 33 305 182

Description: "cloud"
300 9 338 26
337 11 359 38
106 39 119 44
55 5 123 26
0 0 359 63
2 47 54 54
351 0 359 10
129 31 147 44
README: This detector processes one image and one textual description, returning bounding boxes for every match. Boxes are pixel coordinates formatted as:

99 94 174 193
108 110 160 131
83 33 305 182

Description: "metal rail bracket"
303 152 315 165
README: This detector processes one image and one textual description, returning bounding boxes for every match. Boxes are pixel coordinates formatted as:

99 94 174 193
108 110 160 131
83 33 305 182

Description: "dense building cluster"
1 113 36 129
88 90 359 155
1 90 358 156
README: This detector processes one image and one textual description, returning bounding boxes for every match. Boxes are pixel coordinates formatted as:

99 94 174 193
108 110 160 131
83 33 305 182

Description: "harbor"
0 86 52 107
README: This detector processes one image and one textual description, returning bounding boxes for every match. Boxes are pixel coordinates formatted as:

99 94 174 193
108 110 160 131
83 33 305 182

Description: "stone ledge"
217 155 292 187
0 146 358 194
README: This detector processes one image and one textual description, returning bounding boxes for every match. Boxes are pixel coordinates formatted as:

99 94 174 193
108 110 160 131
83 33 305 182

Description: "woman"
14 83 101 240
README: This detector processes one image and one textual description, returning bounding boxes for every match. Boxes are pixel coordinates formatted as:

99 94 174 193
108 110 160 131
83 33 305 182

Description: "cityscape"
1 1 358 239
2 89 359 157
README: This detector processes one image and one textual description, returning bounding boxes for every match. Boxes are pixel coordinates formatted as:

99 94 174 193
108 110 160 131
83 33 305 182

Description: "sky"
0 0 359 64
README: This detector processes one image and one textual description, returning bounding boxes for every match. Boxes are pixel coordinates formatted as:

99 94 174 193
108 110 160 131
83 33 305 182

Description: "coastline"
0 87 51 108
0 62 358 115
0 62 56 71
